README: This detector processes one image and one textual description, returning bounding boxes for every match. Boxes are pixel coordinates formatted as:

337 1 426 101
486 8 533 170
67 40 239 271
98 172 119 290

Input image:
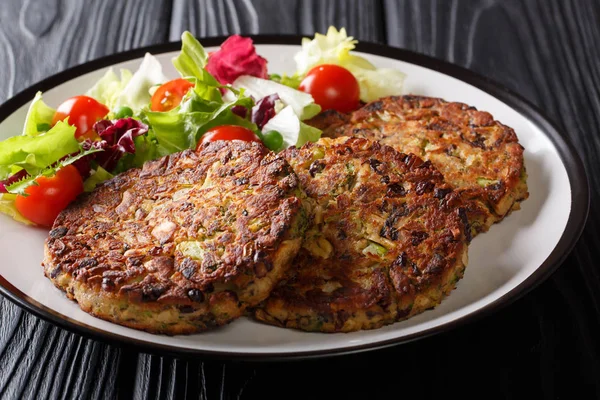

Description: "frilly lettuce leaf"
0 121 78 180
85 68 133 112
294 26 361 74
22 92 56 136
6 148 99 196
293 26 406 103
114 53 167 113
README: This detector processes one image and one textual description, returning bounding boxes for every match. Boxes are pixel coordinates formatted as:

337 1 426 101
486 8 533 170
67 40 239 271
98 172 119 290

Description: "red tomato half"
15 165 84 228
52 95 109 139
196 125 261 150
150 78 195 112
298 64 361 113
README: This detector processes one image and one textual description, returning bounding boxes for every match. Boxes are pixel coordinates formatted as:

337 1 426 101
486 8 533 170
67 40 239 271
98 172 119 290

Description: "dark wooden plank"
0 1 172 399
170 0 386 42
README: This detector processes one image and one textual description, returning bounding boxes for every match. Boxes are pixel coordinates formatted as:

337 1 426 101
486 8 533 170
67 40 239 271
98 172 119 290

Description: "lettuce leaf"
144 32 263 155
113 53 167 113
83 166 114 192
5 148 100 196
85 68 133 112
231 75 320 120
269 73 303 90
146 90 256 155
292 26 406 102
0 121 78 180
173 31 211 81
22 92 56 136
0 194 32 225
261 105 321 148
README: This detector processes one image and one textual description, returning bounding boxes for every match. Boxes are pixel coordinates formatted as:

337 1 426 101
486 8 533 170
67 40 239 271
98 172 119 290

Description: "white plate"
0 37 589 360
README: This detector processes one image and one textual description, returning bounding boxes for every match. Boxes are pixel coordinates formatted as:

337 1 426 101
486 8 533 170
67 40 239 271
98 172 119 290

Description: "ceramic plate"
0 36 589 360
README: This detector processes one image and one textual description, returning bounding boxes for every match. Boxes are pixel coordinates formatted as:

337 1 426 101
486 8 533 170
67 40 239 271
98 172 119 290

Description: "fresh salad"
0 26 406 228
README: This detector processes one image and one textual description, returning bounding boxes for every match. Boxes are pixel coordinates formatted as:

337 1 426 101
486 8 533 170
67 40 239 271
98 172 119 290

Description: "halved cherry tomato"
298 64 361 113
15 165 84 228
150 78 195 112
52 95 110 140
196 125 262 150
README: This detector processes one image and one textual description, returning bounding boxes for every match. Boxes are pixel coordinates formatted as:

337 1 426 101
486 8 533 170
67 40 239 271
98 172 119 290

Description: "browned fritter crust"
254 137 469 332
43 141 307 335
306 95 529 236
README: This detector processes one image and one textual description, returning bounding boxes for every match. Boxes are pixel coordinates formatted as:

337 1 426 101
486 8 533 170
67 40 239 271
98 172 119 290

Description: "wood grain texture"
170 0 385 42
0 1 599 399
0 1 171 399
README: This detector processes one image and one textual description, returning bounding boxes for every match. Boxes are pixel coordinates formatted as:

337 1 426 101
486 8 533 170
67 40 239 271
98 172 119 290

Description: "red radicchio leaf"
0 169 28 193
90 118 149 172
231 105 248 119
251 94 280 129
205 35 268 85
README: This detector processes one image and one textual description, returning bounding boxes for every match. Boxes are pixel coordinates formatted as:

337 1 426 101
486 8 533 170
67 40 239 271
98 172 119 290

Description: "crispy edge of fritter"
254 247 468 333
44 231 303 335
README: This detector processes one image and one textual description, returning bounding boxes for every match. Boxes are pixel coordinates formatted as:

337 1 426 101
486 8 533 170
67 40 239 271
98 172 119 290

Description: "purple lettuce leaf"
90 118 149 171
251 94 279 130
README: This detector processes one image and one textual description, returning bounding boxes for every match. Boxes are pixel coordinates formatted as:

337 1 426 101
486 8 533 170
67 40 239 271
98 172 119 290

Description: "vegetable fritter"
254 137 470 332
307 95 529 236
43 141 307 335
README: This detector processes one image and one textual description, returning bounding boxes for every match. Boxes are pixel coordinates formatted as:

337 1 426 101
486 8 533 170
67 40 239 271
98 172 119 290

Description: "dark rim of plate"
0 35 590 362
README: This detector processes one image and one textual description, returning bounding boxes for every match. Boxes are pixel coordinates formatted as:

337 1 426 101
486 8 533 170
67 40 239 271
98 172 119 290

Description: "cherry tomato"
196 125 262 150
52 96 110 140
15 165 84 228
298 64 361 113
150 78 195 112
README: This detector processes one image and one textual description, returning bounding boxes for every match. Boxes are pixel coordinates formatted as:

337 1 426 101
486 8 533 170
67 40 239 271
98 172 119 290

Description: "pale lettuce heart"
113 53 168 113
85 68 133 111
261 105 321 148
231 75 320 120
292 26 407 103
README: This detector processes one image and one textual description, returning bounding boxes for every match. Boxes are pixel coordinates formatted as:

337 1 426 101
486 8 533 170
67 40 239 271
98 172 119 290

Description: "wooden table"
1 1 599 398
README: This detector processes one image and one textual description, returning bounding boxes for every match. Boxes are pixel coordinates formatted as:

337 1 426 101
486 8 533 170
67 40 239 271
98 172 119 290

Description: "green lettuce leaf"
83 166 114 192
144 33 262 155
146 90 256 155
172 32 221 101
22 92 56 136
6 147 101 196
0 121 78 180
173 31 212 81
85 68 133 112
269 73 303 90
0 194 32 225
